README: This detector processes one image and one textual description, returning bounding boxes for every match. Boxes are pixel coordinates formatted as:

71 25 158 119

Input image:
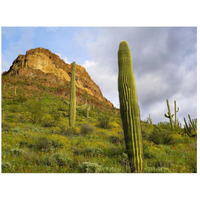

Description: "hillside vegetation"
1 76 197 173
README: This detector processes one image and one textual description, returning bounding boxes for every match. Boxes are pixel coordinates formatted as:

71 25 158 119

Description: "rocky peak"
3 47 113 107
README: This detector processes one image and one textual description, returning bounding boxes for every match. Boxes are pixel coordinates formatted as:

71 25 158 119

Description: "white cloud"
56 53 70 64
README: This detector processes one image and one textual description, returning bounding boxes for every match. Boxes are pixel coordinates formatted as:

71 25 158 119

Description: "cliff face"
3 47 113 107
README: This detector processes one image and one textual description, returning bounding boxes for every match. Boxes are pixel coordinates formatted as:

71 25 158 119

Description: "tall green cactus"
164 99 174 130
69 62 76 127
174 100 179 127
118 41 144 173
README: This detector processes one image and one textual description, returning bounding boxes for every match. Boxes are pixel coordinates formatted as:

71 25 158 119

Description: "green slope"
1 77 197 173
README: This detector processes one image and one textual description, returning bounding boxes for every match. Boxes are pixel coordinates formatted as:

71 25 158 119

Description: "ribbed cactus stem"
164 99 174 130
188 114 196 131
118 41 144 173
69 62 76 127
184 117 191 137
174 100 179 127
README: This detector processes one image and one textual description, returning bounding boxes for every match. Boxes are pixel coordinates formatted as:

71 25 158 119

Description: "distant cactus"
118 41 144 173
69 62 76 127
174 100 179 127
184 115 197 137
147 114 152 124
164 99 174 130
15 86 17 96
86 103 90 119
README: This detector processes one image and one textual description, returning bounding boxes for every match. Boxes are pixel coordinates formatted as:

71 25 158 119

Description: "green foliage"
118 40 144 172
97 113 111 129
63 127 77 136
2 162 11 171
53 153 72 167
148 127 175 145
10 148 26 156
1 76 197 173
79 162 101 173
79 162 120 173
109 135 121 144
34 137 53 152
26 100 46 124
80 124 94 135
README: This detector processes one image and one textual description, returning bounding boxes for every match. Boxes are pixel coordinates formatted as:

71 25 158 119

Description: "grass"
1 78 197 173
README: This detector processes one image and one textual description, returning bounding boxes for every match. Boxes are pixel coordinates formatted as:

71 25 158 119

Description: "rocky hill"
2 47 113 107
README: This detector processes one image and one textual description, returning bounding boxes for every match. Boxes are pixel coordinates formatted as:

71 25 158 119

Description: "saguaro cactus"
164 99 174 130
174 100 179 127
118 41 144 173
69 62 76 127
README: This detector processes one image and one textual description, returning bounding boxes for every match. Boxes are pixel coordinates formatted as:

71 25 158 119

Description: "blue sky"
1 27 197 124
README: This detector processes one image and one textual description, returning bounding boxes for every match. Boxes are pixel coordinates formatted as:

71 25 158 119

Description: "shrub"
79 162 121 173
41 155 57 166
148 127 175 145
34 137 53 152
26 100 46 124
83 147 103 157
97 114 111 129
19 141 29 147
143 143 156 159
53 153 72 166
2 123 10 131
144 167 166 173
109 136 120 144
15 95 27 103
103 145 124 157
80 124 94 135
2 162 11 171
120 153 130 171
63 127 77 136
79 162 101 173
10 148 26 156
42 114 56 127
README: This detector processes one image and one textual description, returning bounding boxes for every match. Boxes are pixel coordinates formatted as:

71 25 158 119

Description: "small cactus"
118 41 144 173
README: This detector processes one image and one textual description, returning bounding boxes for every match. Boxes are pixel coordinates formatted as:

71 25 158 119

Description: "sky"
1 27 197 124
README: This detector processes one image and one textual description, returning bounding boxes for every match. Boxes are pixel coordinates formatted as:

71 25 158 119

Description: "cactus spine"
118 41 144 173
164 99 174 130
174 100 179 127
69 62 76 127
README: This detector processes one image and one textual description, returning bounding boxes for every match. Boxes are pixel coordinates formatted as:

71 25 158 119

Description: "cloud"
56 53 71 64
79 27 197 124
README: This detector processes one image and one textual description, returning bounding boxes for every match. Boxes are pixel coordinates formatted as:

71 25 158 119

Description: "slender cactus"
15 87 17 96
184 115 197 137
174 100 179 127
69 62 76 127
86 104 90 119
118 41 144 173
188 114 196 132
164 99 174 130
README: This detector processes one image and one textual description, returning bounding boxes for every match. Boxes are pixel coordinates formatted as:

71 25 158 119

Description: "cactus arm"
69 62 76 127
118 41 143 173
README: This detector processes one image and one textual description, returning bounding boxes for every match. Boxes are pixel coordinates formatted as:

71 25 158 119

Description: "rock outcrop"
3 47 113 107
